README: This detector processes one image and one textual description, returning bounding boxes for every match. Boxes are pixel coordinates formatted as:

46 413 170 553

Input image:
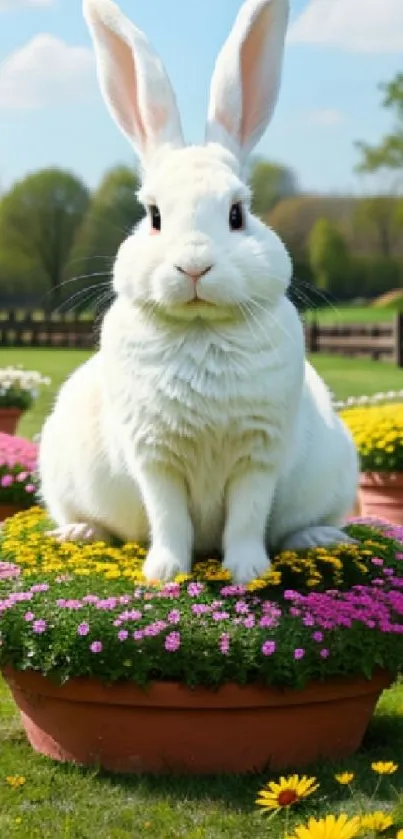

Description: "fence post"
395 313 403 368
307 318 319 353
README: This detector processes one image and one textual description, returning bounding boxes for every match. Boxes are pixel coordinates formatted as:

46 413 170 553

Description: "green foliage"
356 73 403 174
249 158 298 218
70 166 143 311
349 255 403 298
308 218 350 294
0 170 89 308
353 196 402 258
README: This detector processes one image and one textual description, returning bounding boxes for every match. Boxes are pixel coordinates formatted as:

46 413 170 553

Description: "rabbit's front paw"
223 541 271 584
47 523 106 543
280 525 357 552
142 546 190 582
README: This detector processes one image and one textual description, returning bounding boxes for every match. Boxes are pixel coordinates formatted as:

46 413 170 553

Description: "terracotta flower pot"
360 472 403 525
0 408 23 435
2 667 392 774
0 503 24 523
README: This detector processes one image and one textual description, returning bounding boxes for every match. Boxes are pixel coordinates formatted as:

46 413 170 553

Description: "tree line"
0 72 402 312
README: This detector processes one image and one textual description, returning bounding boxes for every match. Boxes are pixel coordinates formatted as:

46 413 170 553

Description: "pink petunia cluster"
0 433 38 504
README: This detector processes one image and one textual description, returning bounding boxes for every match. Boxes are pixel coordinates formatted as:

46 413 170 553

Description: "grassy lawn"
2 346 403 836
304 305 395 325
4 347 402 440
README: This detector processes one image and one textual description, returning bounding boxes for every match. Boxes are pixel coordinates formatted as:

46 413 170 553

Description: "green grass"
1 675 403 838
4 349 90 440
2 347 403 835
304 305 395 325
5 347 403 440
311 354 403 401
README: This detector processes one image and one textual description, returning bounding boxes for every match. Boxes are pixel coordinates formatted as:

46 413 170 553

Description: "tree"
308 218 350 297
71 166 144 290
356 73 403 177
353 195 401 258
248 158 298 218
0 169 89 308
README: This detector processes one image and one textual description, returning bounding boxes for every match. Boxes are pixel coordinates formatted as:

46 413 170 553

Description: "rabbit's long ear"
206 0 289 163
83 0 184 162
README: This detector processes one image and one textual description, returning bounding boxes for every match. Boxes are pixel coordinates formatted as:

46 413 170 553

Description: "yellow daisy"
285 814 361 839
256 774 319 811
5 775 26 788
335 772 355 785
360 811 393 833
371 761 398 775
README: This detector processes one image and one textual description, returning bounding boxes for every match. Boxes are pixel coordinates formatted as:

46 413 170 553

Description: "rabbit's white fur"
39 0 359 583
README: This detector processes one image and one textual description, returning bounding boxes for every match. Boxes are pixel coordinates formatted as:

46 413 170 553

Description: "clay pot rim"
2 666 393 709
0 407 24 415
360 471 403 486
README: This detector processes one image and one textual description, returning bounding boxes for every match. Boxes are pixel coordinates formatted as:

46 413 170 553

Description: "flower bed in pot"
0 366 50 435
0 433 39 521
1 509 402 774
340 395 403 525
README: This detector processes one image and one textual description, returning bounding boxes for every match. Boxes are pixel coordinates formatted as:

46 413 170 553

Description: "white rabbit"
39 0 359 583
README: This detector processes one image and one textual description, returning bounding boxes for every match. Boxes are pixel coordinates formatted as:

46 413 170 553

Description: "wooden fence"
1 309 403 367
0 311 100 350
305 312 403 366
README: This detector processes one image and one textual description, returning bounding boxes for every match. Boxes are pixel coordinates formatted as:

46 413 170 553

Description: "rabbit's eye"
150 205 161 232
229 202 244 231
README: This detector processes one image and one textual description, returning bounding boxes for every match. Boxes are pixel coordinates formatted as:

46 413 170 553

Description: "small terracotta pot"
360 472 403 525
2 667 392 774
0 503 24 523
0 408 23 435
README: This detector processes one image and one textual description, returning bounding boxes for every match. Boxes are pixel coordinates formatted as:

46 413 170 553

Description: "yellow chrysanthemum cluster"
340 402 403 471
1 508 148 584
0 507 377 594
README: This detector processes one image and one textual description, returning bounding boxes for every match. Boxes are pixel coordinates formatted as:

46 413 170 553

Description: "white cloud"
306 108 346 127
0 34 94 109
288 0 403 53
0 0 54 8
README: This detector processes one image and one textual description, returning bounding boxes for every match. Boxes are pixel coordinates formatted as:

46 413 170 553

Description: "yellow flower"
395 831 403 839
360 811 393 833
5 775 26 788
335 772 355 785
371 761 398 775
256 774 319 811
286 814 361 839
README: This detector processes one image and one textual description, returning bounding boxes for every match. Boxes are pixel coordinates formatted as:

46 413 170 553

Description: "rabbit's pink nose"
175 264 213 282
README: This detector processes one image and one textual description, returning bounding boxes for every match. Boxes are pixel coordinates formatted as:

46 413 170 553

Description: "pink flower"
32 618 47 634
320 649 330 659
168 609 180 625
294 648 305 660
261 640 276 656
90 641 103 653
16 471 29 482
164 631 181 652
118 630 129 641
25 484 36 493
1 474 13 487
77 622 90 636
187 582 204 597
0 562 20 579
24 611 34 622
243 615 255 628
219 633 230 655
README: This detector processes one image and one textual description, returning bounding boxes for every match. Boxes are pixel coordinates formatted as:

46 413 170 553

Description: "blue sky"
0 0 402 195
